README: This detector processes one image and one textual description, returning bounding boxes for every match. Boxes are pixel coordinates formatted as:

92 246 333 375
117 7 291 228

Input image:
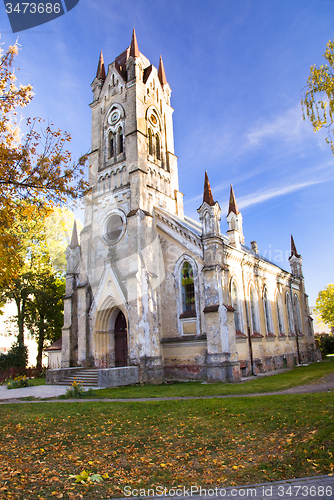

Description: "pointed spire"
129 28 140 58
158 56 168 86
96 50 106 80
228 184 239 215
203 171 215 206
290 235 300 258
70 221 79 249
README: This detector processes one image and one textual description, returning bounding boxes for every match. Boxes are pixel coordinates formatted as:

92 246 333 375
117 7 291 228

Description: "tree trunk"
15 297 25 348
36 315 45 371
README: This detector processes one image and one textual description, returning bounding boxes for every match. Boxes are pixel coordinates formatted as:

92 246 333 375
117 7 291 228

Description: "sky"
1 0 334 305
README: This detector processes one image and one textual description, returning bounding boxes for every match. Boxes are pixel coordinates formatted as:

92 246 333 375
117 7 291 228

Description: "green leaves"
315 284 334 327
301 39 334 156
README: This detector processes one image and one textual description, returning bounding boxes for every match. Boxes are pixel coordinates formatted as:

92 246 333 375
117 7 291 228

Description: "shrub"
62 378 86 398
0 342 28 371
315 334 334 357
7 375 32 389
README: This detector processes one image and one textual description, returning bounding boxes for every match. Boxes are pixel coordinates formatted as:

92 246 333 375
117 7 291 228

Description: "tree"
301 39 334 156
314 284 334 328
26 271 65 370
0 41 89 285
0 202 51 347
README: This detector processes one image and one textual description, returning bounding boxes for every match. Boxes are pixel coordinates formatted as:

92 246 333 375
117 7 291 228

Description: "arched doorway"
114 310 128 367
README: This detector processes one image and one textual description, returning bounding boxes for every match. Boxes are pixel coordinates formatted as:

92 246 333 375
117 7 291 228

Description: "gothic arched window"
231 281 241 332
286 292 295 334
294 294 303 335
263 287 273 334
181 262 195 312
250 287 260 333
148 129 153 156
276 293 285 335
118 127 123 154
108 132 114 159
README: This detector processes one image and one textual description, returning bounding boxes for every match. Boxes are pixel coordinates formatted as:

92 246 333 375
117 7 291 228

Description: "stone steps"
58 370 99 387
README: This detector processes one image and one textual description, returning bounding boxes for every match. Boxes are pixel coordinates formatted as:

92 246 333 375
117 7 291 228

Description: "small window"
156 134 160 160
108 132 114 159
118 128 123 154
148 129 153 156
181 262 195 312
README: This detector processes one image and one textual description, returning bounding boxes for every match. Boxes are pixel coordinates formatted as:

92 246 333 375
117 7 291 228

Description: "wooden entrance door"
114 311 128 367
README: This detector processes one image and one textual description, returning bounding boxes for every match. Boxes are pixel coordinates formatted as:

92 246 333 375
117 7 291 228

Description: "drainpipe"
290 282 301 365
241 256 256 376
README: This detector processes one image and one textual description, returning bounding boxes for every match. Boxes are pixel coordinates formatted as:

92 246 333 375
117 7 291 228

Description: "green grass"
82 359 334 399
0 394 333 499
29 377 46 386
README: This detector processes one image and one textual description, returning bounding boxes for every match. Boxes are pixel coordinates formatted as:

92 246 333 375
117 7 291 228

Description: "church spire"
96 50 106 80
158 56 168 86
290 235 300 258
203 171 215 206
129 27 140 58
228 184 239 215
70 221 79 249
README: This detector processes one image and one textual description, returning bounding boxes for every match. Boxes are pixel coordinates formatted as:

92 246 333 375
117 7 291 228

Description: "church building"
60 30 318 383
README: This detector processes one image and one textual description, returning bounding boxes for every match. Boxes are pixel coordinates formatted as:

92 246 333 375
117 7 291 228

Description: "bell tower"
88 28 184 220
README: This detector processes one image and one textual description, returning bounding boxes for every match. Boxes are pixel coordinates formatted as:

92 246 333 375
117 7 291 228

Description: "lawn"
83 359 334 399
0 394 333 499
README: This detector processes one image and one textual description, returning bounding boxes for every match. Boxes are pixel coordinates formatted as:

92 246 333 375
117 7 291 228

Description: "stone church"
60 30 318 383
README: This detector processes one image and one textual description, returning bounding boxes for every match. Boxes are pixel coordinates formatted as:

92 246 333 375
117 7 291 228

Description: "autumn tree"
301 39 334 155
0 202 51 348
315 284 334 328
0 41 88 285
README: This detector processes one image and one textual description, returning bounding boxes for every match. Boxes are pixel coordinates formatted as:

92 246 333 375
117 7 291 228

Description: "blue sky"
1 0 334 305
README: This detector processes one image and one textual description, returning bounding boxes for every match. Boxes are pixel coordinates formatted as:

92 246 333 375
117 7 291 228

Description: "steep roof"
203 171 215 206
158 56 168 86
228 184 239 215
129 27 140 58
96 50 106 80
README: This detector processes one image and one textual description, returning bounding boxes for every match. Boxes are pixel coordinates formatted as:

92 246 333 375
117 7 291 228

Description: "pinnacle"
129 27 140 58
158 56 168 86
96 50 106 80
203 171 215 206
290 235 300 258
70 220 79 249
228 184 239 215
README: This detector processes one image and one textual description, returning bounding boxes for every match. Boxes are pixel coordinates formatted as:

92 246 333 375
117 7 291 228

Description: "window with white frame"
181 261 196 313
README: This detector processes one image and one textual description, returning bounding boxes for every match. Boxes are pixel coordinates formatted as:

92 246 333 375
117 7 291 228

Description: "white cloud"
245 105 308 149
235 180 322 210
